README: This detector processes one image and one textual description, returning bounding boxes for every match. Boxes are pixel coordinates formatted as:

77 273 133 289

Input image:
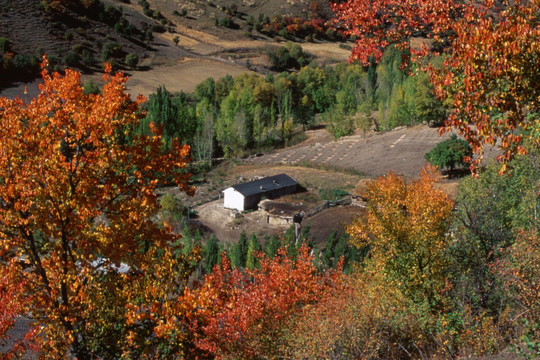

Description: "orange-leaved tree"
182 243 346 360
285 269 428 359
430 0 540 173
331 0 472 65
0 59 195 359
333 0 540 173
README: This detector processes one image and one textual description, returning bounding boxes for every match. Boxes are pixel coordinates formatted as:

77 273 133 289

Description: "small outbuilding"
223 174 298 211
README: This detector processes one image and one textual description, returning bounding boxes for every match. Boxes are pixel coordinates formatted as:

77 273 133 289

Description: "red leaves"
436 1 540 172
332 0 466 65
183 245 345 359
335 0 539 173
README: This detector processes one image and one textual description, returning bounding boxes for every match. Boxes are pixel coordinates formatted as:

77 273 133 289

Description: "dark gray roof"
231 174 297 197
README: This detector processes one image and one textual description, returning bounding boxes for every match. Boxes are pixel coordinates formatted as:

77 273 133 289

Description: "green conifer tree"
246 233 262 270
231 231 249 268
204 235 220 274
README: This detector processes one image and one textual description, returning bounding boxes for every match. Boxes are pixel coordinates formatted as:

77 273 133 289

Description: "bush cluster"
247 13 348 41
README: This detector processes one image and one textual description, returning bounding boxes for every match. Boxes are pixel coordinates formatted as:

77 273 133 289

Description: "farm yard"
186 124 476 244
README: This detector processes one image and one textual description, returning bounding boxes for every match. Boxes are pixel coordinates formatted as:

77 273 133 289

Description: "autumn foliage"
182 243 346 359
334 0 540 172
431 0 540 172
283 168 452 358
0 59 195 358
348 166 453 305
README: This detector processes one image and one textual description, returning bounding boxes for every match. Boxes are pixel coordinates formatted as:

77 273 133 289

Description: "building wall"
266 214 293 226
223 188 245 211
267 184 297 199
224 183 297 211
243 195 260 210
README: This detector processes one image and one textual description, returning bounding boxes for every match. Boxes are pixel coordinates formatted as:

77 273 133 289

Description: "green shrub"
125 53 139 68
0 37 11 52
12 54 38 71
425 134 472 172
318 188 349 201
64 30 74 42
144 30 153 41
63 51 80 67
83 80 100 95
101 42 122 61
218 17 233 28
268 42 312 71
151 24 166 33
71 44 84 54
159 193 185 225
35 46 45 57
81 50 96 66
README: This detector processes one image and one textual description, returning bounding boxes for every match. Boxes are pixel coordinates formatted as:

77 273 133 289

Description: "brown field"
125 58 255 96
249 125 449 177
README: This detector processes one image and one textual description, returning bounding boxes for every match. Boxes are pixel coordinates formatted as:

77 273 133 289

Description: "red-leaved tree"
333 0 539 173
182 243 346 359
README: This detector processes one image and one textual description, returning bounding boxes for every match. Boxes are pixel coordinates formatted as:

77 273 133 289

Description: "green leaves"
425 134 472 172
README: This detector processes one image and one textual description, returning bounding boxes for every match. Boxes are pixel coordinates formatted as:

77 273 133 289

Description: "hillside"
1 0 350 98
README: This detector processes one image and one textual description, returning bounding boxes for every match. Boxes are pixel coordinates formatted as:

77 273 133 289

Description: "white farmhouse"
222 174 298 211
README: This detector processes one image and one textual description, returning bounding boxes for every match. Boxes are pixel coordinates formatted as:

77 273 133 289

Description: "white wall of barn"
223 188 246 211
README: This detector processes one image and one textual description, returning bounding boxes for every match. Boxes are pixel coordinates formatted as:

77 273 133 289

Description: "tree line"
131 45 445 169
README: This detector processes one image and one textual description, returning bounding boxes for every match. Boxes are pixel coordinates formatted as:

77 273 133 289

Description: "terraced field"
249 125 453 177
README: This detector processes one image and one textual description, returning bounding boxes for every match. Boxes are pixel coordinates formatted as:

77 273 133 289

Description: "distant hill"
0 0 338 86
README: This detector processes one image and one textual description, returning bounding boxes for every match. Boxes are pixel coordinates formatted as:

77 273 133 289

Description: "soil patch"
194 198 291 243
304 205 366 246
248 125 499 178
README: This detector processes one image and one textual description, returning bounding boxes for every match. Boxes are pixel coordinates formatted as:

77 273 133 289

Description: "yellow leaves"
348 167 453 303
0 58 197 357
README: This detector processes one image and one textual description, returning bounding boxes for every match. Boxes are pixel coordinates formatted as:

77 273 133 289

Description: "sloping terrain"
249 125 450 177
1 0 347 98
189 124 501 243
